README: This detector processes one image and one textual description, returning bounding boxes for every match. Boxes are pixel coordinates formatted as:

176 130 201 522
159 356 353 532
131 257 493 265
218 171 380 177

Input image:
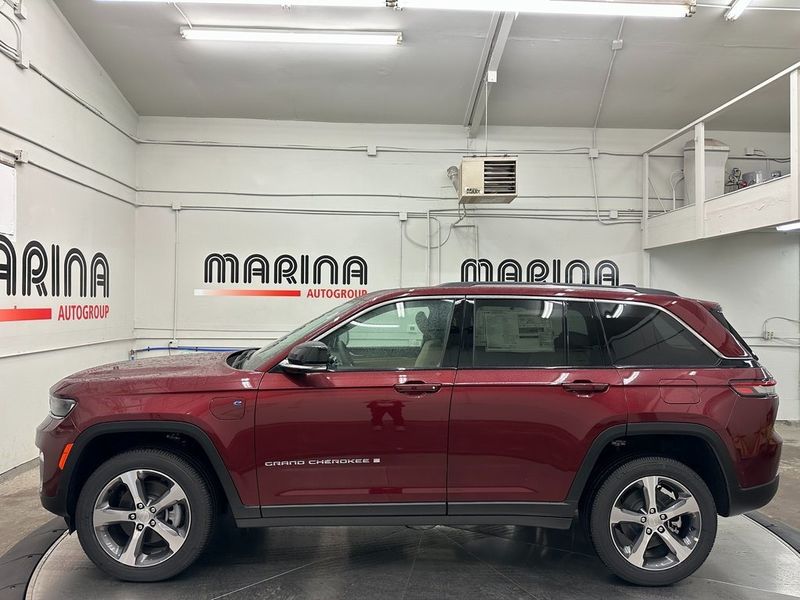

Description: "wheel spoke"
641 476 660 513
119 470 146 507
610 506 644 525
662 495 700 521
151 520 186 553
658 528 694 563
150 485 187 514
118 526 146 566
94 506 132 527
626 528 654 567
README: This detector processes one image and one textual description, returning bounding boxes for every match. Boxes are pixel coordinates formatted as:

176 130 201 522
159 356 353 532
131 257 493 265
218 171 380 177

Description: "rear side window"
566 301 610 367
597 302 719 367
466 299 608 368
473 299 565 367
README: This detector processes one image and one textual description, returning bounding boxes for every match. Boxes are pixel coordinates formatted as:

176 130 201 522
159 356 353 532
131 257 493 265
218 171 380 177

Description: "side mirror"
280 341 330 375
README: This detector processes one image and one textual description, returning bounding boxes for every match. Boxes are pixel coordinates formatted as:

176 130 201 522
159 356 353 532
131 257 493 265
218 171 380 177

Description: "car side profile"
36 283 781 586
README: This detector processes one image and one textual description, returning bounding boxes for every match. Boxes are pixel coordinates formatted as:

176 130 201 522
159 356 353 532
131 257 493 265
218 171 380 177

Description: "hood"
53 352 261 397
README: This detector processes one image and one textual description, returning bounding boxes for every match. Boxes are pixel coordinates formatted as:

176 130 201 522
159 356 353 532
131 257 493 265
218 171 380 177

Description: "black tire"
75 448 214 582
589 456 717 586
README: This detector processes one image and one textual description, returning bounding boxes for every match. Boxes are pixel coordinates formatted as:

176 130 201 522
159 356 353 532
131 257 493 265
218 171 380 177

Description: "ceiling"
54 1 800 131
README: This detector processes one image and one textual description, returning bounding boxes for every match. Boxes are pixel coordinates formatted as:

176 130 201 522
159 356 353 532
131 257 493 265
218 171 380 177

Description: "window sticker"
478 305 556 353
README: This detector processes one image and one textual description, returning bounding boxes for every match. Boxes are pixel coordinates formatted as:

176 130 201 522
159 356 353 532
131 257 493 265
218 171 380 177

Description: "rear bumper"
726 475 779 517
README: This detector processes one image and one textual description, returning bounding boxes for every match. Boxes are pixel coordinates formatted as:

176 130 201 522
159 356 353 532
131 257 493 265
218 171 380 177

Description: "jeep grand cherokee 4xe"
36 283 781 586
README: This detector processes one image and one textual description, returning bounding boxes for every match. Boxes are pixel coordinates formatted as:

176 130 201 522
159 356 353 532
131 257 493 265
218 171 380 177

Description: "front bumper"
35 415 76 523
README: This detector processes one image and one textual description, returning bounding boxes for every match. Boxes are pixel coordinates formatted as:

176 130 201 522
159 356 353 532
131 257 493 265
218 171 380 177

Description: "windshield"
240 295 373 370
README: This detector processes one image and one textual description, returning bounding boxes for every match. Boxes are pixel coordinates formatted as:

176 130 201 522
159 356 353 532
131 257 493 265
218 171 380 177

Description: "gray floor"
27 516 800 600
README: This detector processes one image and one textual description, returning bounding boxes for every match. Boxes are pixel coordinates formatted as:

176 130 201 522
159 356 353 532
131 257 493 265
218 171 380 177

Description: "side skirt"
237 501 576 530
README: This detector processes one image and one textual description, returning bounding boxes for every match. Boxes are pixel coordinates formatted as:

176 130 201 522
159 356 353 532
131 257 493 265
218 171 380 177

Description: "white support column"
694 122 705 239
641 153 651 286
641 152 649 249
791 69 799 220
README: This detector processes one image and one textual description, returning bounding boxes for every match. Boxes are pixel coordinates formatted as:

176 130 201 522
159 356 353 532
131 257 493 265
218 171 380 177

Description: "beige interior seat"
414 311 446 368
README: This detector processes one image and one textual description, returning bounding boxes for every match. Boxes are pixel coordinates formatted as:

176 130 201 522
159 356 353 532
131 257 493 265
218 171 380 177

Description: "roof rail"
436 281 678 296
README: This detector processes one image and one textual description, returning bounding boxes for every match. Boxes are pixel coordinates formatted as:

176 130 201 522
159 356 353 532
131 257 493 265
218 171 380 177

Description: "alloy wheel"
609 475 701 571
92 469 191 568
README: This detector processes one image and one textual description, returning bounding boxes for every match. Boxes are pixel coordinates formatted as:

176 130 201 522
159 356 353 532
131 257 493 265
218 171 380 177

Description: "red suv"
36 283 781 586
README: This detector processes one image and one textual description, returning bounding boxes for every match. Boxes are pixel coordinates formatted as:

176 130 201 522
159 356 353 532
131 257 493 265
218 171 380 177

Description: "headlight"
49 394 76 418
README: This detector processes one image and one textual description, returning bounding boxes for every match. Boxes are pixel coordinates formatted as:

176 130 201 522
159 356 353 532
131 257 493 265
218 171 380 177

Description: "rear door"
447 297 626 512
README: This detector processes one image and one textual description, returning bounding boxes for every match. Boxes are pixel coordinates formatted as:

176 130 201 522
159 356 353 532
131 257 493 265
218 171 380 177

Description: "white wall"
650 232 800 421
0 0 137 472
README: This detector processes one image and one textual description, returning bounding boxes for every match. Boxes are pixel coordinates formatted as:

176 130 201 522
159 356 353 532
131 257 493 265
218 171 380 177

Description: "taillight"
730 379 777 397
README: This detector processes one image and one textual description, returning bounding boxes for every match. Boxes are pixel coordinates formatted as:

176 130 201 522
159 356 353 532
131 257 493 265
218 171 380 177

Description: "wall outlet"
398 211 408 222
589 148 600 159
764 330 774 340
745 146 757 156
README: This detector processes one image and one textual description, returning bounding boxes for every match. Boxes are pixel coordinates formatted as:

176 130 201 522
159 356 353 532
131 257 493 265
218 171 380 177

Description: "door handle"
394 382 442 395
562 381 610 396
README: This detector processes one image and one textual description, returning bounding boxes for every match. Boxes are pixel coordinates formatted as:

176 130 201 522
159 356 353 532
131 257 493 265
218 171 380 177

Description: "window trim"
313 295 465 372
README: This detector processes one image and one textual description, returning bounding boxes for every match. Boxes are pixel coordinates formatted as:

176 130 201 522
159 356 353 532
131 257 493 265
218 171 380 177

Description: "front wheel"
75 449 214 582
589 456 717 586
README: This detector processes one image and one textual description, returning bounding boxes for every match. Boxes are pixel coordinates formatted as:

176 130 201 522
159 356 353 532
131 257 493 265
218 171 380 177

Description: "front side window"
597 302 719 367
321 299 458 371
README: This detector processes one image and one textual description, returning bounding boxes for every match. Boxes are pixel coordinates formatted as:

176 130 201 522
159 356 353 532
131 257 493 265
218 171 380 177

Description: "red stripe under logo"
0 308 53 322
194 289 302 297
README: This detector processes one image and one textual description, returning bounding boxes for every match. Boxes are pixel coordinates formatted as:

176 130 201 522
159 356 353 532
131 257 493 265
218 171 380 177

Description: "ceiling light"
100 0 382 5
180 27 402 45
724 0 752 20
400 0 693 17
776 221 800 232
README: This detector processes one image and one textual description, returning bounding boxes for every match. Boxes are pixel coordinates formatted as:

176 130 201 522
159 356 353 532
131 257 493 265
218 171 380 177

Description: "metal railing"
641 59 800 245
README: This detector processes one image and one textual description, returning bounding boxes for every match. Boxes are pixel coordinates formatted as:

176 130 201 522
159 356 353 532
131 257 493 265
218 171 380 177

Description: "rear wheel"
75 449 214 582
589 456 717 586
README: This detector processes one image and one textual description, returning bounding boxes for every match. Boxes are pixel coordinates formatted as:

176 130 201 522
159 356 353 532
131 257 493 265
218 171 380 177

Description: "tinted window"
473 299 565 367
597 302 719 367
321 299 457 371
566 302 609 367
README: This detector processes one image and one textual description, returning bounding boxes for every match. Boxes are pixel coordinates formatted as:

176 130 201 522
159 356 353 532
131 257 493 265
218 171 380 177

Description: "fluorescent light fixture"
400 0 693 17
99 0 693 18
180 27 402 45
776 221 800 232
724 0 752 20
100 0 382 4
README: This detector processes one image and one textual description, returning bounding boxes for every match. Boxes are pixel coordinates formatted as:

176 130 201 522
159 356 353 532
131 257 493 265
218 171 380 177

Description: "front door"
255 297 462 514
447 297 627 513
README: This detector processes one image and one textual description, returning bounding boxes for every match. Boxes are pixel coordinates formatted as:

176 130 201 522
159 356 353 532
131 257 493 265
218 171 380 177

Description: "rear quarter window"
597 302 720 367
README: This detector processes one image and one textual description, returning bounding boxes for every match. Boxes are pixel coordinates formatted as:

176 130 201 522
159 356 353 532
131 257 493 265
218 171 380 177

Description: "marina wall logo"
196 252 369 299
461 258 620 286
0 234 111 323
